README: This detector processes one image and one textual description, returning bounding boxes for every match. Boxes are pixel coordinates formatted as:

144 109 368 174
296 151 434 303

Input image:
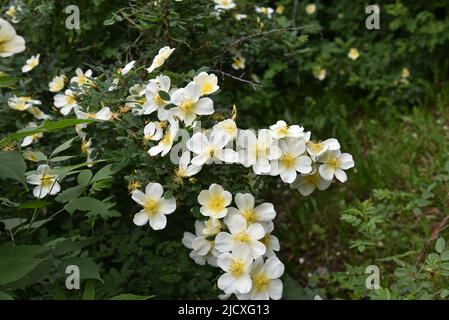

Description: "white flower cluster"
126 47 354 299
51 67 117 166
182 184 283 300
130 47 354 198
12 43 354 299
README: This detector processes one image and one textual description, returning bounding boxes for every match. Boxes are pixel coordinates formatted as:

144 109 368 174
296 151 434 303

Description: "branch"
292 0 298 28
210 69 261 90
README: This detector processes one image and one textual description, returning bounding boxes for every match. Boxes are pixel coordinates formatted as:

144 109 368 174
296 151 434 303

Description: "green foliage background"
1 0 449 300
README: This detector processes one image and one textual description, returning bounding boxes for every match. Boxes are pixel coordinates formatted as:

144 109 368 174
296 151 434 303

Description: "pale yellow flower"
348 48 360 60
402 68 410 79
306 4 316 15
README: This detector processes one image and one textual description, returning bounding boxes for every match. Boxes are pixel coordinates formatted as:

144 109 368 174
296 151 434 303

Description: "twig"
227 25 319 48
292 0 298 28
210 69 261 90
415 215 449 267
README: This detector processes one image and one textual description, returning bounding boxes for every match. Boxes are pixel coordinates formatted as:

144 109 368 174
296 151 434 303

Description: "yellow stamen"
229 259 245 277
180 99 195 114
242 209 256 223
66 95 76 105
276 125 289 137
143 198 160 216
40 175 55 188
305 173 321 185
234 232 250 243
153 93 166 106
280 153 296 169
207 194 225 214
127 181 141 193
307 141 324 154
253 272 269 291
201 82 213 95
328 156 341 169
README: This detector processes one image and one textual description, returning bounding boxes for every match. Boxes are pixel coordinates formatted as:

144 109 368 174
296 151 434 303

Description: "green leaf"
0 119 93 148
440 289 449 299
0 244 50 285
19 200 49 209
55 185 85 203
109 293 154 300
59 257 103 282
436 237 446 254
52 239 93 256
90 164 115 183
440 251 449 261
25 151 47 161
64 197 114 218
0 291 14 300
50 155 76 162
51 137 76 158
0 218 27 230
77 170 92 186
158 90 170 101
0 244 50 259
0 75 18 88
83 280 96 300
0 151 27 188
445 160 449 174
15 219 53 232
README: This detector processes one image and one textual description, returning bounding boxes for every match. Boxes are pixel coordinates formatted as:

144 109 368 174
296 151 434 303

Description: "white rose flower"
237 129 281 175
290 170 332 196
142 74 173 121
8 96 41 111
193 72 219 96
187 128 238 166
143 122 164 142
148 120 179 157
0 18 25 57
75 107 112 121
215 215 266 259
171 82 214 126
120 60 135 75
270 138 312 183
54 89 79 115
21 54 40 73
21 122 42 147
27 107 51 120
214 0 236 10
217 245 254 295
175 151 202 178
26 164 61 199
131 182 176 230
213 119 238 141
147 46 175 73
49 75 66 92
197 183 232 219
238 256 284 300
306 138 340 160
70 68 93 86
260 221 280 257
318 150 355 182
269 120 304 140
224 193 276 226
